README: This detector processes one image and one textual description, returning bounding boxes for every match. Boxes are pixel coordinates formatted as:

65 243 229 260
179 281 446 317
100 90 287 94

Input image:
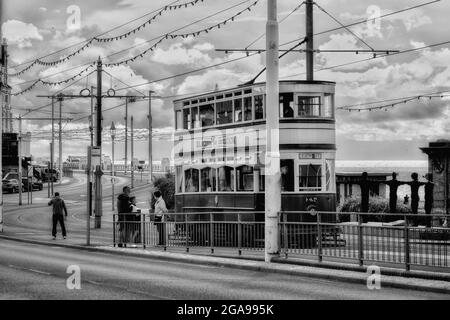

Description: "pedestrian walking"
154 190 168 246
48 192 68 240
117 186 132 247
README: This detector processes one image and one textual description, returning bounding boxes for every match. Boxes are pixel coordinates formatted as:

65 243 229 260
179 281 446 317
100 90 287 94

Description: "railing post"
185 214 189 253
142 214 146 250
282 212 288 259
210 213 214 254
358 213 364 266
113 214 116 247
317 212 323 263
238 213 242 256
404 214 411 272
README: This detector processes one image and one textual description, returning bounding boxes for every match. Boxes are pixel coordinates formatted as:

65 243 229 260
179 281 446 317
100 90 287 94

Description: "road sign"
90 147 101 171
27 166 33 178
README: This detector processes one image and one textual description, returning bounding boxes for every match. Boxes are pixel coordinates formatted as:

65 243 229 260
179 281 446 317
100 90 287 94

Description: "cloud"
151 42 216 66
2 20 43 48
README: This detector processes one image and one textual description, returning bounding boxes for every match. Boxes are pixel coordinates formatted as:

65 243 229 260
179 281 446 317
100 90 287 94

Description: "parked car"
41 169 59 182
22 177 44 191
2 178 24 194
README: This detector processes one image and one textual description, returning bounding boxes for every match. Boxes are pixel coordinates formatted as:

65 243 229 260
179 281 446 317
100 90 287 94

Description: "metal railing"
112 211 450 271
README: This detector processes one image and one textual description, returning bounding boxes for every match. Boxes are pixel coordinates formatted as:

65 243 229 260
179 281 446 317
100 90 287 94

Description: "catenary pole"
265 0 281 262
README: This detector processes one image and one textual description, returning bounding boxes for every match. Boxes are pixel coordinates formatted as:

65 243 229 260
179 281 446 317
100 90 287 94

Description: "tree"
151 173 175 210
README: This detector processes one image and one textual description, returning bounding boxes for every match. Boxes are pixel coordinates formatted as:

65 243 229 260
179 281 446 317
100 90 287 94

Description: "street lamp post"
110 122 116 212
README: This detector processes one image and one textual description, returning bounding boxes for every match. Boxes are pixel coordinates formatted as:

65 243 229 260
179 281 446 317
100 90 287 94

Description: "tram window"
200 104 215 127
191 107 199 128
208 96 214 102
244 97 253 121
298 96 321 117
201 168 217 192
234 91 242 96
234 99 243 122
244 89 252 95
254 95 264 120
176 166 183 193
185 169 199 193
259 170 265 192
280 93 294 118
218 166 235 192
183 101 190 107
216 100 233 125
324 93 334 118
183 109 191 130
299 164 322 191
281 160 295 192
199 98 206 103
176 111 183 130
236 165 254 192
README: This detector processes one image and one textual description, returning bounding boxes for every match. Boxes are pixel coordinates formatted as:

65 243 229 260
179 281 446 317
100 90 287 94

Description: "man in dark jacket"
117 186 131 247
48 192 68 240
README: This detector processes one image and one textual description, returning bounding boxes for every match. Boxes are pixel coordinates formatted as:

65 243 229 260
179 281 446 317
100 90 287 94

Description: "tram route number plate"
299 153 322 160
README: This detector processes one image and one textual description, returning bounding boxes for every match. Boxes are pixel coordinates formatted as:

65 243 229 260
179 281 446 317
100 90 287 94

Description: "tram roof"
173 80 336 103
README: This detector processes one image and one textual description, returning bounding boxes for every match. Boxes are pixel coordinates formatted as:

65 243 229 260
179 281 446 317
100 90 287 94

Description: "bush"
151 173 175 210
338 196 412 222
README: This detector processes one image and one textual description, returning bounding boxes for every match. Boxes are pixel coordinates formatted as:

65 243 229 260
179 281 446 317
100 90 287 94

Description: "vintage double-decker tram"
173 80 337 218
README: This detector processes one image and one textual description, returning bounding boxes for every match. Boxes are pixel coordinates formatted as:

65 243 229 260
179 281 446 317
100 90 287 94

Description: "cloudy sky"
1 0 449 162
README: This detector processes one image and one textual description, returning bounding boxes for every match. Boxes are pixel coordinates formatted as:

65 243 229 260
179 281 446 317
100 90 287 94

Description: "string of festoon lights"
337 92 450 112
11 65 95 96
104 0 260 68
8 0 207 77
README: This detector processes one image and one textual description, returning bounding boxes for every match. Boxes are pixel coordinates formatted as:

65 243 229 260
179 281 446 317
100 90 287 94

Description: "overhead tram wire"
21 72 94 117
279 0 442 48
313 2 374 51
10 0 257 90
102 0 259 66
244 0 306 50
9 0 183 71
102 70 147 97
10 0 251 76
112 52 262 92
282 39 450 80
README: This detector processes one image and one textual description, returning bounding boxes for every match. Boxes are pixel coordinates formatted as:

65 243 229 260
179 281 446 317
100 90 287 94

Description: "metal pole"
125 98 128 175
131 116 134 189
90 86 94 147
94 165 103 229
112 135 115 211
265 0 281 263
59 97 63 185
306 0 314 81
18 116 23 205
51 97 55 196
95 58 103 229
148 92 153 184
86 147 91 246
0 13 4 231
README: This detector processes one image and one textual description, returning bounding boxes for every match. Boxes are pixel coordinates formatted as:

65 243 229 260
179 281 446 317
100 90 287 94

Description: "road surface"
0 239 448 300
